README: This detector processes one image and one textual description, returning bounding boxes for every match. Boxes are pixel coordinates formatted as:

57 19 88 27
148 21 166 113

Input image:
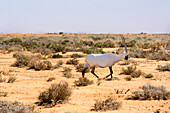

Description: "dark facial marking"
125 55 129 60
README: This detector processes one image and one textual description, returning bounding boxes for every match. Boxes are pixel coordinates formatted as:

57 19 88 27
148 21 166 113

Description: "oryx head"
121 35 131 61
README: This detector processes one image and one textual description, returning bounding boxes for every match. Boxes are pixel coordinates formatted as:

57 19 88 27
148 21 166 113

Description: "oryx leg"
82 67 88 78
106 67 113 78
91 67 99 78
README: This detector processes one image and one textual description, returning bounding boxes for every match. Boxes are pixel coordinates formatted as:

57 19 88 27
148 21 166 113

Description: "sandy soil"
0 50 169 113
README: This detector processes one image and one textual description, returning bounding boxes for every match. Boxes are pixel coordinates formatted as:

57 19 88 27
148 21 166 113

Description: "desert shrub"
145 74 153 78
129 84 170 100
126 40 136 47
13 53 32 67
47 77 56 82
82 40 94 46
90 36 102 41
138 43 150 49
103 40 115 48
120 65 136 75
74 77 93 86
27 59 53 70
156 64 170 71
54 60 63 69
131 70 142 78
71 53 83 58
151 42 167 52
2 38 22 45
63 67 72 78
129 49 148 58
38 82 72 106
75 63 90 72
33 48 52 56
0 101 35 113
79 48 92 54
51 45 65 52
52 54 63 58
66 58 79 65
7 76 17 83
124 76 132 81
91 97 122 111
148 52 170 61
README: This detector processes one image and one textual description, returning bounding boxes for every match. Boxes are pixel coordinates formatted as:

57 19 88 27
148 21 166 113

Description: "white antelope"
82 36 131 79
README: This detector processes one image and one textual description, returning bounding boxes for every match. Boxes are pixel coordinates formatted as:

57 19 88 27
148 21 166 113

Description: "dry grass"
120 65 137 75
128 84 170 100
124 76 132 81
7 76 17 83
63 67 72 78
66 58 79 65
38 81 72 107
130 70 142 78
0 101 35 113
91 97 122 111
47 77 56 82
74 77 93 86
156 64 170 71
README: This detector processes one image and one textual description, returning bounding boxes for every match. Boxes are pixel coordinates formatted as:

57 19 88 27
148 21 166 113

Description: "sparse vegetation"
74 77 93 86
145 74 153 78
47 77 56 82
120 65 137 75
52 54 63 58
71 53 83 58
131 70 142 78
128 84 170 100
91 97 122 111
7 76 17 83
124 76 132 81
156 64 170 71
38 82 72 106
66 58 79 65
0 101 35 113
63 67 72 78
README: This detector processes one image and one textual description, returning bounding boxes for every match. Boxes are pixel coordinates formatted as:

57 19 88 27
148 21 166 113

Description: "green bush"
52 54 63 58
145 74 153 78
38 82 72 106
71 53 83 58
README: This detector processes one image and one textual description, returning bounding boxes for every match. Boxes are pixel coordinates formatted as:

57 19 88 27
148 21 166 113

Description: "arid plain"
0 34 169 113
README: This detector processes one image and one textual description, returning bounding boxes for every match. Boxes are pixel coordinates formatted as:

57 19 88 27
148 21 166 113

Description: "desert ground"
0 34 169 113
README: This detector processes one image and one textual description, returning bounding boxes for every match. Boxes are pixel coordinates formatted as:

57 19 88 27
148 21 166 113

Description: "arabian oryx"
82 36 131 79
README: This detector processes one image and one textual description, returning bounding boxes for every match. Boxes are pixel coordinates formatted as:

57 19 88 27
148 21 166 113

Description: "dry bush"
32 47 52 56
0 101 35 113
151 42 167 52
27 59 53 71
47 77 56 82
54 60 63 69
71 53 83 58
129 84 170 100
124 76 132 81
66 58 79 65
75 63 90 72
120 65 136 75
74 77 93 86
129 48 148 58
52 54 63 58
91 97 122 111
148 51 170 61
130 70 142 78
63 67 72 78
156 64 170 71
7 76 17 83
13 53 32 67
144 74 153 78
38 82 72 106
